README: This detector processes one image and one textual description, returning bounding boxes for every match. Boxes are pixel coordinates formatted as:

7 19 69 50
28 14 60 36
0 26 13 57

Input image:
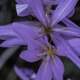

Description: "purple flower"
0 0 80 80
18 0 80 80
16 0 78 22
19 32 80 80
0 21 80 80
20 36 64 80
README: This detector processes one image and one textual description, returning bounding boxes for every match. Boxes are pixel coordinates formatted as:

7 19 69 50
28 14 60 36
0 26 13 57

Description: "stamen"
47 43 55 56
48 47 53 56
43 27 53 35
45 5 52 15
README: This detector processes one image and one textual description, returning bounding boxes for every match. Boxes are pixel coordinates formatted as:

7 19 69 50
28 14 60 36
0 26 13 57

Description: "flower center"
43 27 53 35
47 46 53 56
46 43 55 56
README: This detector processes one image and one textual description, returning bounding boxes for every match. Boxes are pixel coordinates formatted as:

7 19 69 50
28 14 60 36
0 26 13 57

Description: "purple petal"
20 36 49 62
16 0 60 17
65 47 80 69
16 4 31 16
68 9 75 18
0 22 41 48
14 66 35 80
12 22 41 44
16 0 28 4
53 25 80 38
20 38 46 62
35 56 52 80
51 0 78 26
62 18 80 31
68 38 80 55
43 0 61 5
20 50 42 62
51 33 66 56
16 0 60 6
51 56 64 80
56 34 80 68
0 24 18 40
27 0 48 26
0 38 25 48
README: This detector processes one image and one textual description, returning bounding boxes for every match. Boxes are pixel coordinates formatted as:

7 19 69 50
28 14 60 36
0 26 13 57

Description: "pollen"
47 47 53 56
41 43 56 57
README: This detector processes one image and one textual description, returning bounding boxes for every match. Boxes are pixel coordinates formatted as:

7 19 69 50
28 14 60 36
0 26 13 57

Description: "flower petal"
51 56 64 80
16 4 31 16
16 0 27 4
20 36 49 62
62 18 80 31
14 66 35 80
68 9 75 18
65 47 80 69
12 22 41 44
20 38 46 62
56 34 80 68
68 38 80 55
27 0 48 26
51 33 66 56
35 57 52 80
51 0 78 26
20 50 42 62
43 0 60 5
0 22 41 48
0 38 25 48
0 24 18 40
53 25 80 38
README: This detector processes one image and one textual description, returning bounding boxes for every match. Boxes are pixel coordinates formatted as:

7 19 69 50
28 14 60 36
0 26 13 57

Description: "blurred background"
0 0 80 80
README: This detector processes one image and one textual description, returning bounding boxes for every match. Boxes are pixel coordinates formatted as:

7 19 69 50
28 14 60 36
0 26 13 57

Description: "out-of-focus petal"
16 0 61 17
0 38 25 48
0 22 41 48
68 9 75 18
68 38 80 55
16 0 60 6
35 56 52 80
16 4 31 16
62 18 80 30
27 0 48 26
14 66 35 80
0 24 18 40
51 0 78 26
51 56 64 80
43 0 61 5
16 0 27 4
